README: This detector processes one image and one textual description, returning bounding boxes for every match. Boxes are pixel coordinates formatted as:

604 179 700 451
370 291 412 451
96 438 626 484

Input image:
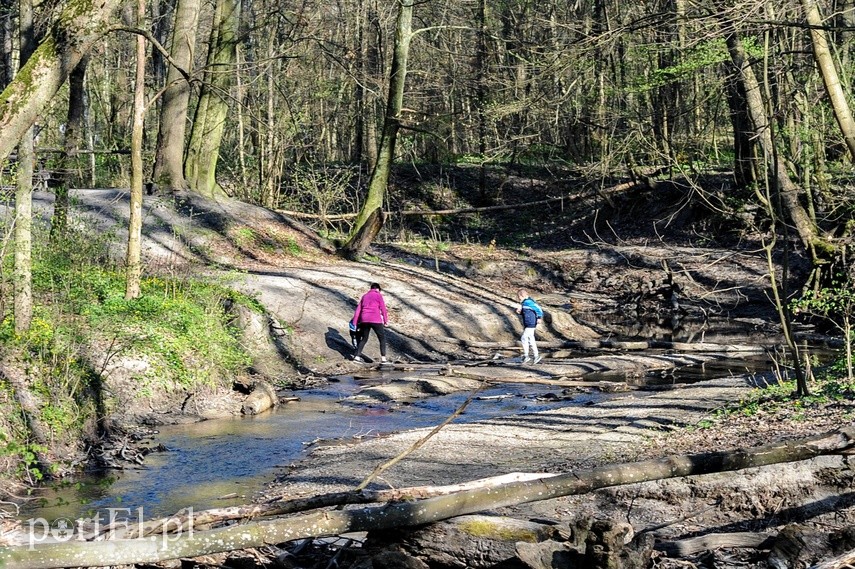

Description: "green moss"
458 519 540 543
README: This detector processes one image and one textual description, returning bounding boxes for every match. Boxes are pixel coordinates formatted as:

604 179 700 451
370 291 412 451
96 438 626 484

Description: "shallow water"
20 354 775 524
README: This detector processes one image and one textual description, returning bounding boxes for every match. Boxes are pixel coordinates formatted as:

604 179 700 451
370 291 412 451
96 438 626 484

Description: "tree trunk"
0 360 54 475
184 0 239 198
475 0 488 204
723 28 827 263
339 0 413 260
2 427 853 569
13 0 35 335
0 0 122 162
151 0 200 192
0 0 12 90
801 0 855 160
51 55 88 240
125 0 146 300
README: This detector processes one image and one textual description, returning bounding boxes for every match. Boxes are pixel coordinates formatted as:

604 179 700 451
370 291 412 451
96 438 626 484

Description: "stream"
21 353 777 525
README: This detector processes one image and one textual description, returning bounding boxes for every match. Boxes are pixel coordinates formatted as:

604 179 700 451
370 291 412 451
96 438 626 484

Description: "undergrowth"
695 364 855 430
0 219 255 484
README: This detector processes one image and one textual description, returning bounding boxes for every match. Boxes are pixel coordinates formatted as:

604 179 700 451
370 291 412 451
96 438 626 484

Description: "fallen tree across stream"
1 427 853 569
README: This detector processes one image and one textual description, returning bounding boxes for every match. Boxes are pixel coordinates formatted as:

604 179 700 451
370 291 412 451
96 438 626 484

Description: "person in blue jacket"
516 288 543 364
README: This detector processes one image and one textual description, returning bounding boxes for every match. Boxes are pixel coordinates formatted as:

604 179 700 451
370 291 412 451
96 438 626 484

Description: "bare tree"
340 0 414 260
184 0 240 198
125 0 147 299
0 0 12 90
51 55 89 240
801 0 855 159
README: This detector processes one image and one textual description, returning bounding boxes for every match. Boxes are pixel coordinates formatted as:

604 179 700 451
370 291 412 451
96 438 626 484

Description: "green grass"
705 369 855 427
0 221 256 481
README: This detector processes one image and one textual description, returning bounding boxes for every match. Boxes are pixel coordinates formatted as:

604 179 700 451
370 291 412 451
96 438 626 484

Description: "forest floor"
17 178 855 568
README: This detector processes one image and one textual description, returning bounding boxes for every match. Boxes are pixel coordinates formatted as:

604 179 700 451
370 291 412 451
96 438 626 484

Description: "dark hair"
370 282 381 291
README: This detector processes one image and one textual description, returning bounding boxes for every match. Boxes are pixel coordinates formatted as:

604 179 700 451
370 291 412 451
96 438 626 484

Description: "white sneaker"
380 357 391 365
533 355 542 364
353 355 364 363
522 357 532 364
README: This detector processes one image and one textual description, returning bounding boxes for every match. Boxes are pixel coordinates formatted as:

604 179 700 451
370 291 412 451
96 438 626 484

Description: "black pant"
355 323 386 357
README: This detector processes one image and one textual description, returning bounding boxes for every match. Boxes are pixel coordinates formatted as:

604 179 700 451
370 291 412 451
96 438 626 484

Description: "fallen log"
810 548 855 568
2 427 853 569
99 473 564 540
431 337 769 354
656 532 775 556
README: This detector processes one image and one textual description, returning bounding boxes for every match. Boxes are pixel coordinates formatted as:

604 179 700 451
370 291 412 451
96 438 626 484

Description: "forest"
0 0 851 259
1 0 855 568
1 0 851 389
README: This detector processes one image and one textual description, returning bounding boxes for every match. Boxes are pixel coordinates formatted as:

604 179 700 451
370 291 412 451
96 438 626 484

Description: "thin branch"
354 383 485 492
109 25 191 82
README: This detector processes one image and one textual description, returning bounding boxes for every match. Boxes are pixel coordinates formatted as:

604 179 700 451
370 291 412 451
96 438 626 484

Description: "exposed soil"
13 183 854 568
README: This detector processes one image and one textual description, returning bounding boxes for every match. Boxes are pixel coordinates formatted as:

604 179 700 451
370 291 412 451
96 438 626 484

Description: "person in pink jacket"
351 283 389 363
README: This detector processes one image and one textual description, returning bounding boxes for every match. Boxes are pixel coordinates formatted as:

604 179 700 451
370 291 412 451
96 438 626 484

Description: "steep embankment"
0 187 785 487
60 189 782 373
60 190 600 373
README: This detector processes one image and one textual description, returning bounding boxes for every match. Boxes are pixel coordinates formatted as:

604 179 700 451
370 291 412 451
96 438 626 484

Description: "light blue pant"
520 327 538 358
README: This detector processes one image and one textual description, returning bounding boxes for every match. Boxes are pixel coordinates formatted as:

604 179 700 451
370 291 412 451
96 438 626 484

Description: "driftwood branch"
2 427 853 568
810 548 855 568
656 532 776 556
276 191 590 221
355 384 482 491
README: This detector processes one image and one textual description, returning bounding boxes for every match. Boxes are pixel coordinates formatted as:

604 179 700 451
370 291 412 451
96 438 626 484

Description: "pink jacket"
352 289 388 325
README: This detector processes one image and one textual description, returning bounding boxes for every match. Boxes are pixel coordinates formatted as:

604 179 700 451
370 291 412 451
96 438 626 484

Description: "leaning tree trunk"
183 0 239 199
339 0 413 261
1 427 852 569
723 29 828 264
801 0 855 160
724 27 813 397
151 0 200 192
0 0 122 162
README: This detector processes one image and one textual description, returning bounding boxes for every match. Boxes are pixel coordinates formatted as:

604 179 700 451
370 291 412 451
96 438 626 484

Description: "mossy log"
0 0 122 162
1 427 853 569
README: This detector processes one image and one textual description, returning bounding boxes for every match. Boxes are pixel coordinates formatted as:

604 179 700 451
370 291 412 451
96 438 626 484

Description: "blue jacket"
520 297 543 328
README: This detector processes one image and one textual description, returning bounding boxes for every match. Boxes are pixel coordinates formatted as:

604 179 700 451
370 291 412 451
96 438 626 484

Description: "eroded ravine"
20 351 773 526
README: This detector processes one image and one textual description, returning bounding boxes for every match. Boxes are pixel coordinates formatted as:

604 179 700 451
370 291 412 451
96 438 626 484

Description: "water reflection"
21 355 775 523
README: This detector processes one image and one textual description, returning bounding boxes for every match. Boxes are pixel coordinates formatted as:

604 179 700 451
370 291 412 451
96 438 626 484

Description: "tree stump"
241 380 277 415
